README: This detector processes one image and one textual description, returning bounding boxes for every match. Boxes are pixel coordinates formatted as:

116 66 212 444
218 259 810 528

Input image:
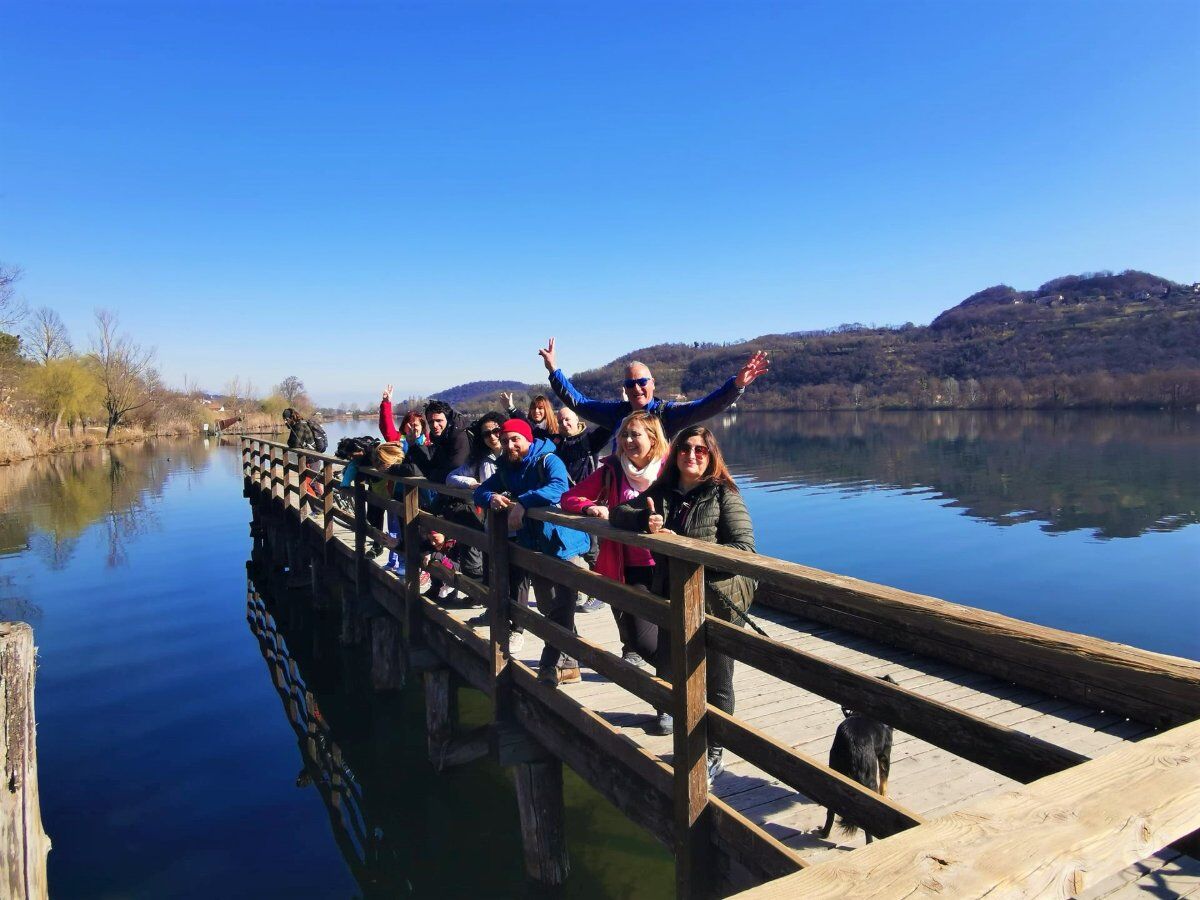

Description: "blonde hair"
373 442 406 469
617 410 668 463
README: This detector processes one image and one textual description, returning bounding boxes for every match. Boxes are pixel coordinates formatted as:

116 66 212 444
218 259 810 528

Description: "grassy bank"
0 414 283 465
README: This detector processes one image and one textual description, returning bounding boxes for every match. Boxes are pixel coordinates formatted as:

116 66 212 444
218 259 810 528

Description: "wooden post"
402 484 424 662
670 559 710 898
341 476 368 645
425 668 455 761
370 616 404 691
513 759 570 886
273 446 285 504
487 506 513 719
321 461 334 558
296 450 308 518
1 622 50 900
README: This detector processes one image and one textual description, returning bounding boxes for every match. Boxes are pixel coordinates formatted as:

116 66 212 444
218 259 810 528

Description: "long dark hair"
528 395 560 435
470 411 505 462
659 426 739 492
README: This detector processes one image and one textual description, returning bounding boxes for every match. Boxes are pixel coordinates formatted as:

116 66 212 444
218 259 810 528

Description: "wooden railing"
242 437 1200 897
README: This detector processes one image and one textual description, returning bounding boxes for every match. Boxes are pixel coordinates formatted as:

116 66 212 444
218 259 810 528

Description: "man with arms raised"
473 419 591 686
538 338 769 438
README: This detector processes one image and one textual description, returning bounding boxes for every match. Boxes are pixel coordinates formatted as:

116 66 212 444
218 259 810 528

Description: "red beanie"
501 418 533 442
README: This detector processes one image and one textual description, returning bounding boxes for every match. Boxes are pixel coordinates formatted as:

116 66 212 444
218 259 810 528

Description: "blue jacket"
473 438 591 559
548 369 744 438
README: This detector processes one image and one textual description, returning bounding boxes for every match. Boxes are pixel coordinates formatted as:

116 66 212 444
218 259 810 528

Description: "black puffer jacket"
403 413 470 484
552 426 612 484
611 476 757 618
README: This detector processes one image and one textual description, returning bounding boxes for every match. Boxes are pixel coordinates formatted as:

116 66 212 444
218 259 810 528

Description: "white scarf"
621 455 662 495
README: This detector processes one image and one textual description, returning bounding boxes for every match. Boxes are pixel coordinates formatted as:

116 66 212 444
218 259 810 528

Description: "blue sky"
2 0 1197 405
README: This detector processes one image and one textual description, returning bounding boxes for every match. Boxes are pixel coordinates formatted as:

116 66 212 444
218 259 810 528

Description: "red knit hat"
501 418 533 442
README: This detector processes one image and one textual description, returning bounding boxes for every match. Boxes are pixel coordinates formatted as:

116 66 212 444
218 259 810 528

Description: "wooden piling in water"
0 622 50 900
513 758 570 886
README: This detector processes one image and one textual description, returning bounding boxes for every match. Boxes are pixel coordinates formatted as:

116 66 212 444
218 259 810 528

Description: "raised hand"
646 496 665 534
500 391 515 409
735 350 770 389
382 383 393 402
538 337 557 373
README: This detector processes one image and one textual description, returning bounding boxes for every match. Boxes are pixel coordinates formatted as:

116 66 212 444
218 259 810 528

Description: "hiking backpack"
308 420 329 453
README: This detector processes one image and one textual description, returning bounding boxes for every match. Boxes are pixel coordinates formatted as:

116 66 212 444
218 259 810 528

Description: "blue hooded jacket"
473 437 591 560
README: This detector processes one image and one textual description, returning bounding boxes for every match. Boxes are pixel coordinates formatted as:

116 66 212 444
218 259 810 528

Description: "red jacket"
561 456 655 582
379 400 400 442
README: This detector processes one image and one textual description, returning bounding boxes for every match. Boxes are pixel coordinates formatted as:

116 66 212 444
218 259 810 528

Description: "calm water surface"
1 410 1196 897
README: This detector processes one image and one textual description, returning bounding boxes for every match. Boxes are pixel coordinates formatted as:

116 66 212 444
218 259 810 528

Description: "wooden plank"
508 543 670 628
415 511 487 551
513 759 570 885
523 506 1200 727
0 622 49 900
707 617 1089 784
670 558 710 898
734 719 1200 899
707 707 924 840
402 484 424 663
510 603 673 710
422 562 488 606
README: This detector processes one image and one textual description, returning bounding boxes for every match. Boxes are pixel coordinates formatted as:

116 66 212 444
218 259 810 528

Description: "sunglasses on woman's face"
678 444 710 458
623 377 651 389
482 428 501 437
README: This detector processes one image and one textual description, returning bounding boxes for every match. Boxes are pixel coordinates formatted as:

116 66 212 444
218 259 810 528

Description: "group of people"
327 339 769 785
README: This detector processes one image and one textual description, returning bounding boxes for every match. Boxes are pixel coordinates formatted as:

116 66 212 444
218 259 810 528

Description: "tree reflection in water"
714 409 1200 539
0 439 212 568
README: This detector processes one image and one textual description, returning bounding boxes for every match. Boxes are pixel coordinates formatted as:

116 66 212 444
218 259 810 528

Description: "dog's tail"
836 749 880 836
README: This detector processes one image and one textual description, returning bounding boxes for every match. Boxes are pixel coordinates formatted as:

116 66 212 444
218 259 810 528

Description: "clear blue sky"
2 1 1197 406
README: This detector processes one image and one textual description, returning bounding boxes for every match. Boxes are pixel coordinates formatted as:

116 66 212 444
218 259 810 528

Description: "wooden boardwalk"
243 438 1200 898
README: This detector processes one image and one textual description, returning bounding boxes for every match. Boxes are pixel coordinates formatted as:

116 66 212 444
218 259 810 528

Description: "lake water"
1 410 1197 897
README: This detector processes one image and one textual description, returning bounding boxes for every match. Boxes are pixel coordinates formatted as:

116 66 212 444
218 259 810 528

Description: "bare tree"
91 309 158 437
23 306 73 363
276 375 305 406
0 263 26 330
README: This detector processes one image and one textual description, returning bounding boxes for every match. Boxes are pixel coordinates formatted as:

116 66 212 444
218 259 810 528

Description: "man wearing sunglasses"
538 337 769 438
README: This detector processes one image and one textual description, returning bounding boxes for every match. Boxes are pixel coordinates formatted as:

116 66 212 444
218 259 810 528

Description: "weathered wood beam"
732 718 1200 899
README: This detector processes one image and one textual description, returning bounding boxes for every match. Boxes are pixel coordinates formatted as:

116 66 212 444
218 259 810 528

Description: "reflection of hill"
0 440 211 567
715 410 1200 539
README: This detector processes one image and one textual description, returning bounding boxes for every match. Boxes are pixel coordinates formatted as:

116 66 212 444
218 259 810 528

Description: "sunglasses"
623 377 652 389
678 444 710 458
481 428 501 437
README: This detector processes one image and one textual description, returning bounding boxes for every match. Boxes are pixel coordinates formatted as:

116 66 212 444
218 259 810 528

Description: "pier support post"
1 622 50 900
513 758 570 886
370 616 404 691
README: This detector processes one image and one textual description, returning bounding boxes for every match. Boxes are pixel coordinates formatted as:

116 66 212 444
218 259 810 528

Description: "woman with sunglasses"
443 411 507 588
611 425 756 785
561 410 668 663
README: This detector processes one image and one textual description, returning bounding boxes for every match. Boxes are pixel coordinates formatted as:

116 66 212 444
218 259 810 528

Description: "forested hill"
560 271 1200 410
434 271 1200 411
429 379 530 408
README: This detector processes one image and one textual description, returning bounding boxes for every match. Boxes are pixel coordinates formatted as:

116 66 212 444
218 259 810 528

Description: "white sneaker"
438 583 455 600
508 632 525 653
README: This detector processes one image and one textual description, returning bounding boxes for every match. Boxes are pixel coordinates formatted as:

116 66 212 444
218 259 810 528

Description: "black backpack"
308 420 329 453
335 435 378 460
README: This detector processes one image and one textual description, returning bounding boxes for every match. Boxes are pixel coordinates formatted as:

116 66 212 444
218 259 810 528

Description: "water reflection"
715 410 1200 539
0 440 211 568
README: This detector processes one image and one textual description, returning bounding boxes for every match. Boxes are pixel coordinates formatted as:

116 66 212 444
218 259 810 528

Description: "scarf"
620 455 662 495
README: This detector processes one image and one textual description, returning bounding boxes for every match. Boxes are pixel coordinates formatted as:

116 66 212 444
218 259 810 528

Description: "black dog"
819 673 896 844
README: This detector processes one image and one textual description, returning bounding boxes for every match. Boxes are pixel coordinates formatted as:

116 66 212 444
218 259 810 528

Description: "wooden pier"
242 437 1200 898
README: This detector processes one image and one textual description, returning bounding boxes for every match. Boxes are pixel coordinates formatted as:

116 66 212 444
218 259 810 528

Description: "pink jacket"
561 455 655 582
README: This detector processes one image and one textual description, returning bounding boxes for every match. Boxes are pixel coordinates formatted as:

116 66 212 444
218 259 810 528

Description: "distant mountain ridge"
436 271 1200 411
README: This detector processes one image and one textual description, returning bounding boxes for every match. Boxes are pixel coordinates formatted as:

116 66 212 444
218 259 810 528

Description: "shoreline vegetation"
3 265 1198 465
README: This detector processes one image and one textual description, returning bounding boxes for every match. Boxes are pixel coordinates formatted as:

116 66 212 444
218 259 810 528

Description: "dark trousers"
613 565 659 660
511 557 585 672
655 604 739 754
